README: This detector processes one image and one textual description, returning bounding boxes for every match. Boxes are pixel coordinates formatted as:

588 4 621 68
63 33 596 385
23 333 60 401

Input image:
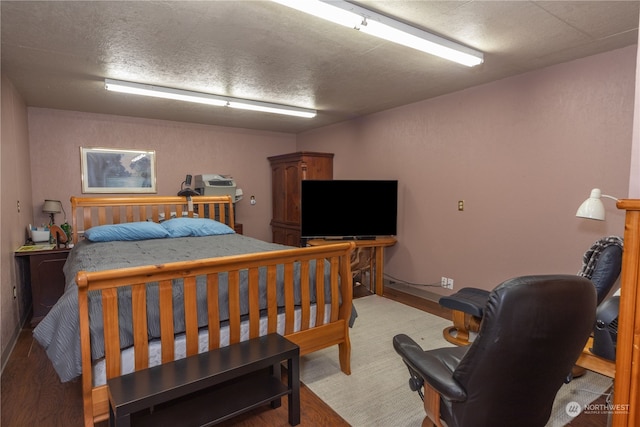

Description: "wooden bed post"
76 271 96 427
612 200 640 427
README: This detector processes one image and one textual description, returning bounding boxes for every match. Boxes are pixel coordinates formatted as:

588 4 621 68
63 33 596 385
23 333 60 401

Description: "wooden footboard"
77 241 354 426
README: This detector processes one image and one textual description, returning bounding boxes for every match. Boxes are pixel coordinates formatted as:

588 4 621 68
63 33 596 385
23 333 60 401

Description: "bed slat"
159 280 174 363
330 257 340 322
267 265 278 334
315 259 326 327
98 207 107 226
131 284 149 370
136 205 145 222
184 276 199 356
102 289 120 379
83 209 92 231
112 207 121 225
300 261 310 331
125 206 134 223
248 268 260 338
228 270 241 344
207 274 220 350
284 263 295 335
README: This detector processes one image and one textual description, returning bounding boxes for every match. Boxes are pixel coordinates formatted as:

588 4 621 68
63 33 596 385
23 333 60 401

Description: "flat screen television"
301 180 398 239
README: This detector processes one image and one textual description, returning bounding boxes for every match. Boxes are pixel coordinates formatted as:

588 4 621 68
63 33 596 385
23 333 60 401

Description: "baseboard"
384 280 441 302
383 280 451 320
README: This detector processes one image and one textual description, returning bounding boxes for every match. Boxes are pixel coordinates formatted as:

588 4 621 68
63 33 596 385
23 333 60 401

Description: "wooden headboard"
70 196 234 244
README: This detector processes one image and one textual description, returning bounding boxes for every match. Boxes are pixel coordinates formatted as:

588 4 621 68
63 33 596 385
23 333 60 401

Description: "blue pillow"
161 217 235 238
84 222 169 242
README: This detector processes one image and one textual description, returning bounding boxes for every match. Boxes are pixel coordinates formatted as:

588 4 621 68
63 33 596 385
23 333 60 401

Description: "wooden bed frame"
70 196 355 426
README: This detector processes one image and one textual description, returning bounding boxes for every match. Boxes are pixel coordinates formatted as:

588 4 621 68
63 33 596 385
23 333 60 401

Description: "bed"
33 195 355 426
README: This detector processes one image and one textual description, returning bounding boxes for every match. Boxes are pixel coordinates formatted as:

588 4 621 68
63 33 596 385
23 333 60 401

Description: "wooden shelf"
307 237 396 295
132 371 290 427
575 336 615 378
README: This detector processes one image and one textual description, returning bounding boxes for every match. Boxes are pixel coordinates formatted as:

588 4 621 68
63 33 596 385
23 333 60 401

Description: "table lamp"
42 199 62 225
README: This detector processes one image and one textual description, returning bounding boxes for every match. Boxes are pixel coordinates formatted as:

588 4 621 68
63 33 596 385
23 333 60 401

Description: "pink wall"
297 46 637 295
27 110 297 241
1 75 34 366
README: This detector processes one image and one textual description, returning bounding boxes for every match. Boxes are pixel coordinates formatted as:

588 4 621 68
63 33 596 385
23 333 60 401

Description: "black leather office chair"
440 236 622 346
393 275 596 427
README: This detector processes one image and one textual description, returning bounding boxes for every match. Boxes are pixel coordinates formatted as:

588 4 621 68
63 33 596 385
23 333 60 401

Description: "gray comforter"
33 234 352 382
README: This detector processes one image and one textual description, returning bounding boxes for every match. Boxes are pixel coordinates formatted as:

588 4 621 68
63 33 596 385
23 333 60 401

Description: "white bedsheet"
93 304 330 386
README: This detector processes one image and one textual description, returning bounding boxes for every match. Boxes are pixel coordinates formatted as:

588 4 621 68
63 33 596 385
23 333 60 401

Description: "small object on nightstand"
28 224 51 243
16 244 55 252
49 224 68 248
60 221 73 243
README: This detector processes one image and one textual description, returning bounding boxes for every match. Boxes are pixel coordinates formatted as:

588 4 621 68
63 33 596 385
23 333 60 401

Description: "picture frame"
80 147 157 193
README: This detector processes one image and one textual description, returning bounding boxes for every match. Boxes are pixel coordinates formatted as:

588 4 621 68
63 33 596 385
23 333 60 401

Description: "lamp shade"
576 188 610 221
42 199 62 214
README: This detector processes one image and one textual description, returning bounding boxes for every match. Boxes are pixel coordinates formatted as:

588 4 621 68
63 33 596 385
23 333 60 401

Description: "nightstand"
15 247 71 326
234 222 243 235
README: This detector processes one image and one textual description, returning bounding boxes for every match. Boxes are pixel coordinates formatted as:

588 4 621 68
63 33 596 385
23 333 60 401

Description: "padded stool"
439 287 489 346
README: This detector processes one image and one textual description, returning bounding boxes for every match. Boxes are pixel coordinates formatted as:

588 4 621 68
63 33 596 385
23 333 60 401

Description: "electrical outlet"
441 277 454 289
17 200 21 213
13 286 17 299
458 200 464 211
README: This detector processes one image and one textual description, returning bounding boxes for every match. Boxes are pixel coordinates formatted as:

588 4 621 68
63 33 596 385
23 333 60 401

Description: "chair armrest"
393 334 467 402
438 287 489 317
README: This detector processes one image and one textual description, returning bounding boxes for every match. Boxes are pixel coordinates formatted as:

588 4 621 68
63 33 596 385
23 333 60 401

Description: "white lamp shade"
576 189 606 221
42 199 62 214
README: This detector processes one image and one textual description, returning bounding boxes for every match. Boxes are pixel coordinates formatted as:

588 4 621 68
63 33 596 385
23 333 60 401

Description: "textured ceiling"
1 1 638 133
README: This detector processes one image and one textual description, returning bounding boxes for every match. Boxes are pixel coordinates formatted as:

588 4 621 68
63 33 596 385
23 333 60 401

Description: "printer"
194 174 243 202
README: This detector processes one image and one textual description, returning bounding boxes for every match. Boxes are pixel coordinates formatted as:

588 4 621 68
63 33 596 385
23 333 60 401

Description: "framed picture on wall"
80 147 157 193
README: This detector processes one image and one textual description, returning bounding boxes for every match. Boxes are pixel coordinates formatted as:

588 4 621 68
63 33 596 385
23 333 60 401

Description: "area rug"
300 295 612 426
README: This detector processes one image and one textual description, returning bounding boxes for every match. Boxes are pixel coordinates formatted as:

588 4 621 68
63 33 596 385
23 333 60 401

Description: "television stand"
344 236 376 241
307 236 396 295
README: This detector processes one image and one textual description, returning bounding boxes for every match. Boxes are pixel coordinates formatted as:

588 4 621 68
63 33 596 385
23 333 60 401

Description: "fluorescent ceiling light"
104 79 316 118
272 0 484 67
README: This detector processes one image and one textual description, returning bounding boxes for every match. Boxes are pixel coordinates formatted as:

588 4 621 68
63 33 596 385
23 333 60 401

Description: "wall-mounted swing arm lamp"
105 79 316 118
576 188 620 221
271 0 484 67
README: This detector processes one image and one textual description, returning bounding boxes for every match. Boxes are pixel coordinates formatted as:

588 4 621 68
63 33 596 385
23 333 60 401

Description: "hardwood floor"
1 284 608 427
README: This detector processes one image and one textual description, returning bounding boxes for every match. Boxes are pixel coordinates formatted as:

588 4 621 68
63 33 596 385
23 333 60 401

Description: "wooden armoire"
268 152 333 246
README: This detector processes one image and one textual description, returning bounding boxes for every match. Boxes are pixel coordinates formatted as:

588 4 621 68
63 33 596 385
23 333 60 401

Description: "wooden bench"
107 334 300 426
